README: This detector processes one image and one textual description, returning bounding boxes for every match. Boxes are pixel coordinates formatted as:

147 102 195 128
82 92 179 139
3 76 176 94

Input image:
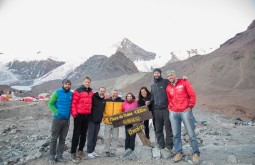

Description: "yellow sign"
108 106 149 122
128 123 145 135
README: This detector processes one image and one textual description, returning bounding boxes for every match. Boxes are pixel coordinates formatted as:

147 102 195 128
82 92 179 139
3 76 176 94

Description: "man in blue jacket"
48 79 72 164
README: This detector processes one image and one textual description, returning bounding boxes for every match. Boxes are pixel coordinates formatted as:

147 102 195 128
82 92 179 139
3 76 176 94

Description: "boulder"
134 146 152 161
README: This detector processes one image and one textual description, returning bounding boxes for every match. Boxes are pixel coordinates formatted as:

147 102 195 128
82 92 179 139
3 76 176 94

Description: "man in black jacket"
87 87 106 158
148 68 173 151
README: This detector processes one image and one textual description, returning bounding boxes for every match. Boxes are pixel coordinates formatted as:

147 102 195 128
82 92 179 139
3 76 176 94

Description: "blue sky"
0 0 254 60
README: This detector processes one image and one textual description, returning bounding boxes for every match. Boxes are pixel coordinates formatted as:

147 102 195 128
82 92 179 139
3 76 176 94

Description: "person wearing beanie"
153 68 162 74
48 79 72 164
147 68 173 152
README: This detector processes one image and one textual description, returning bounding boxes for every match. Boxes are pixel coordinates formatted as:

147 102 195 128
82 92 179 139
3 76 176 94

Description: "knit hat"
62 79 72 85
153 68 162 74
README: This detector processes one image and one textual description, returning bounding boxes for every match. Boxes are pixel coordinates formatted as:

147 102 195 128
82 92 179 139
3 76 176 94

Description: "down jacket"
103 97 123 124
122 99 138 112
71 85 94 117
166 79 196 112
48 88 72 119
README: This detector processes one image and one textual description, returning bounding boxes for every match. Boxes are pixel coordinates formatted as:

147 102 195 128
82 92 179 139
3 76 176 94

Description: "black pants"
154 109 173 149
144 114 156 139
71 114 89 154
144 120 150 139
125 124 136 150
87 122 100 153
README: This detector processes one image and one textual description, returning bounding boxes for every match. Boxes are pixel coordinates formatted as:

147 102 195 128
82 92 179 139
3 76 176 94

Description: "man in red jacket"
166 70 200 164
70 76 94 163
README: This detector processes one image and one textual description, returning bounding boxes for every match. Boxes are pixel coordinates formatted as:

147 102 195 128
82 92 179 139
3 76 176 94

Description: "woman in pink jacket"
122 93 138 151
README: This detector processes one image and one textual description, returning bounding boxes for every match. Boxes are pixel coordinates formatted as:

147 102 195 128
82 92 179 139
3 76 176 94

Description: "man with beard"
48 79 72 164
87 87 106 158
147 68 173 152
166 70 199 164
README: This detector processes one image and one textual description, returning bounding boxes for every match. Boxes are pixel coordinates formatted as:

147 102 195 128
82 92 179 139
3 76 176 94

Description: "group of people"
47 68 200 164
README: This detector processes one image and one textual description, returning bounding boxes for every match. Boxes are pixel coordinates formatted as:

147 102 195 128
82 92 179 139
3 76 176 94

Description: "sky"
0 0 255 61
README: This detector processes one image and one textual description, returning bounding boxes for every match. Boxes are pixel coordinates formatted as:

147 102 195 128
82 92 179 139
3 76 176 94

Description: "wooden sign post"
108 106 152 146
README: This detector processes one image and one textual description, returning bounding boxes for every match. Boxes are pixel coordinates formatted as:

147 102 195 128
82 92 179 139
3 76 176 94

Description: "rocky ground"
0 101 255 165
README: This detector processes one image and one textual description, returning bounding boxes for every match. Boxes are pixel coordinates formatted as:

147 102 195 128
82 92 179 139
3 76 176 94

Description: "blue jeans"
169 111 200 155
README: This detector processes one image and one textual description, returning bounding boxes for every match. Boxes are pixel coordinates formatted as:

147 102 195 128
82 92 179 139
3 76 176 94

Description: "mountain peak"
122 38 131 44
115 38 156 62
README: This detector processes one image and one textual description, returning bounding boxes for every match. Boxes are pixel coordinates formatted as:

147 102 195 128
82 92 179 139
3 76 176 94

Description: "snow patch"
134 47 215 72
33 58 86 86
0 63 19 85
11 85 32 91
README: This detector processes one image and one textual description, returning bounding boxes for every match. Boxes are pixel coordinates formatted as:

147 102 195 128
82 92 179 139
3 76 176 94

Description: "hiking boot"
56 156 66 162
164 147 171 152
87 153 96 159
155 145 162 150
192 153 200 164
173 153 182 162
71 153 80 164
48 159 56 165
92 151 100 157
76 151 86 160
123 148 133 157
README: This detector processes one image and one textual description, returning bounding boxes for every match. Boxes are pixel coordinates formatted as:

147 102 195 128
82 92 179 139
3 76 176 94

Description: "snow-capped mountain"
0 58 64 86
8 59 64 85
133 48 214 72
113 38 215 72
0 53 86 90
113 38 156 61
0 38 215 90
33 58 86 86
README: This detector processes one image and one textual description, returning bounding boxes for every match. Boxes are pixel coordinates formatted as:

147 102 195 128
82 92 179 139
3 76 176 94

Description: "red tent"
0 96 8 102
23 98 33 102
38 96 45 99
